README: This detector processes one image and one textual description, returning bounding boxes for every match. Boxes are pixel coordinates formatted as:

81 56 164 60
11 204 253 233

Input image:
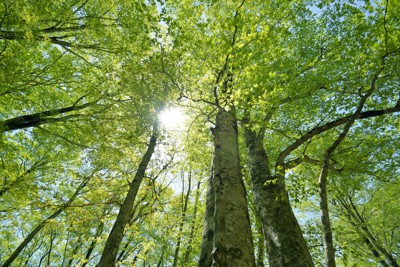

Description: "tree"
1 0 399 266
161 1 399 266
98 119 159 267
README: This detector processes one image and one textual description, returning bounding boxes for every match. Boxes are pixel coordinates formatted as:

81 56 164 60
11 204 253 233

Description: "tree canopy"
1 0 399 266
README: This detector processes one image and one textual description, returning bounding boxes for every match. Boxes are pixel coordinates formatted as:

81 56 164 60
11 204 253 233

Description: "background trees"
1 0 399 266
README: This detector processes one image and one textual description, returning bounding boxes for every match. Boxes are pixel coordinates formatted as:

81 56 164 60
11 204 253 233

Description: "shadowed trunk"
184 180 201 264
199 153 216 267
255 214 265 267
81 208 109 267
98 121 158 267
318 162 336 267
243 123 314 267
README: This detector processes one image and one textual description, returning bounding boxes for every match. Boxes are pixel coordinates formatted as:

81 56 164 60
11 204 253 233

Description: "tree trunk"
172 172 192 267
201 108 256 267
1 177 90 267
81 208 109 267
184 180 201 264
97 121 158 267
364 238 390 267
318 163 336 267
199 154 215 267
243 124 314 267
0 100 95 132
255 215 265 267
317 86 376 267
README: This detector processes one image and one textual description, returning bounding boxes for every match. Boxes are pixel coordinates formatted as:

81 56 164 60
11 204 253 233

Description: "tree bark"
199 154 216 267
243 123 314 267
318 163 336 267
255 214 265 267
202 108 256 267
172 172 192 267
184 180 201 264
0 100 95 132
97 121 158 267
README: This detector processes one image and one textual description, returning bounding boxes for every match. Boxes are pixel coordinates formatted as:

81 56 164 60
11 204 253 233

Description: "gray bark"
318 163 336 267
97 121 158 267
243 123 314 267
184 180 201 264
318 73 380 267
199 153 216 267
172 172 192 267
203 108 256 267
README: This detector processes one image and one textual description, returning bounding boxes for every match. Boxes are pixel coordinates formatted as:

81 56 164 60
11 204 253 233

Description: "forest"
0 0 399 266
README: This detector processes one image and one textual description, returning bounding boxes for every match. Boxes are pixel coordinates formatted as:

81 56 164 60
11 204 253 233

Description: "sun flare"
159 108 186 130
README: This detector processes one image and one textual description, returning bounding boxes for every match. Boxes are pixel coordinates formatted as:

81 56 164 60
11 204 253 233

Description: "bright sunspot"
159 108 186 130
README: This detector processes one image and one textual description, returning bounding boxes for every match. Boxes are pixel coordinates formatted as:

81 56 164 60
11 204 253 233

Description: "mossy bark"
200 109 256 267
243 124 314 267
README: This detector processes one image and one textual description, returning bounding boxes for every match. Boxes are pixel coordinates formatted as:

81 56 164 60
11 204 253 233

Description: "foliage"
1 0 399 266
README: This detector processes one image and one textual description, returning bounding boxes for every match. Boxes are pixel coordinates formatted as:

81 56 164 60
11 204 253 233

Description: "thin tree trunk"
81 208 109 267
318 162 336 267
339 195 400 267
364 238 390 267
61 232 71 267
22 238 43 267
46 231 55 266
184 180 201 264
1 177 90 267
255 215 265 267
172 171 192 267
156 248 164 267
0 100 95 132
318 81 378 267
98 121 158 267
67 236 82 267
206 108 256 267
199 153 215 267
243 123 314 267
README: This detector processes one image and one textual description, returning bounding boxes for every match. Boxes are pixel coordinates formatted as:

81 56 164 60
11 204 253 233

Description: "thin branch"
276 102 400 168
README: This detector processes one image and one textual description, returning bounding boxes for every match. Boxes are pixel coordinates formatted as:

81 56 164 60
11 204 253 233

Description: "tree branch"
276 102 400 168
0 100 96 132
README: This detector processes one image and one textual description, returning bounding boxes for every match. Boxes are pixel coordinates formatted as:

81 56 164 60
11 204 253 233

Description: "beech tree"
1 0 399 266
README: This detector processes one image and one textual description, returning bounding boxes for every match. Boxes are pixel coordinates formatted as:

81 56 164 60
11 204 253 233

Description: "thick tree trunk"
243 124 314 267
98 121 158 267
200 108 256 267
